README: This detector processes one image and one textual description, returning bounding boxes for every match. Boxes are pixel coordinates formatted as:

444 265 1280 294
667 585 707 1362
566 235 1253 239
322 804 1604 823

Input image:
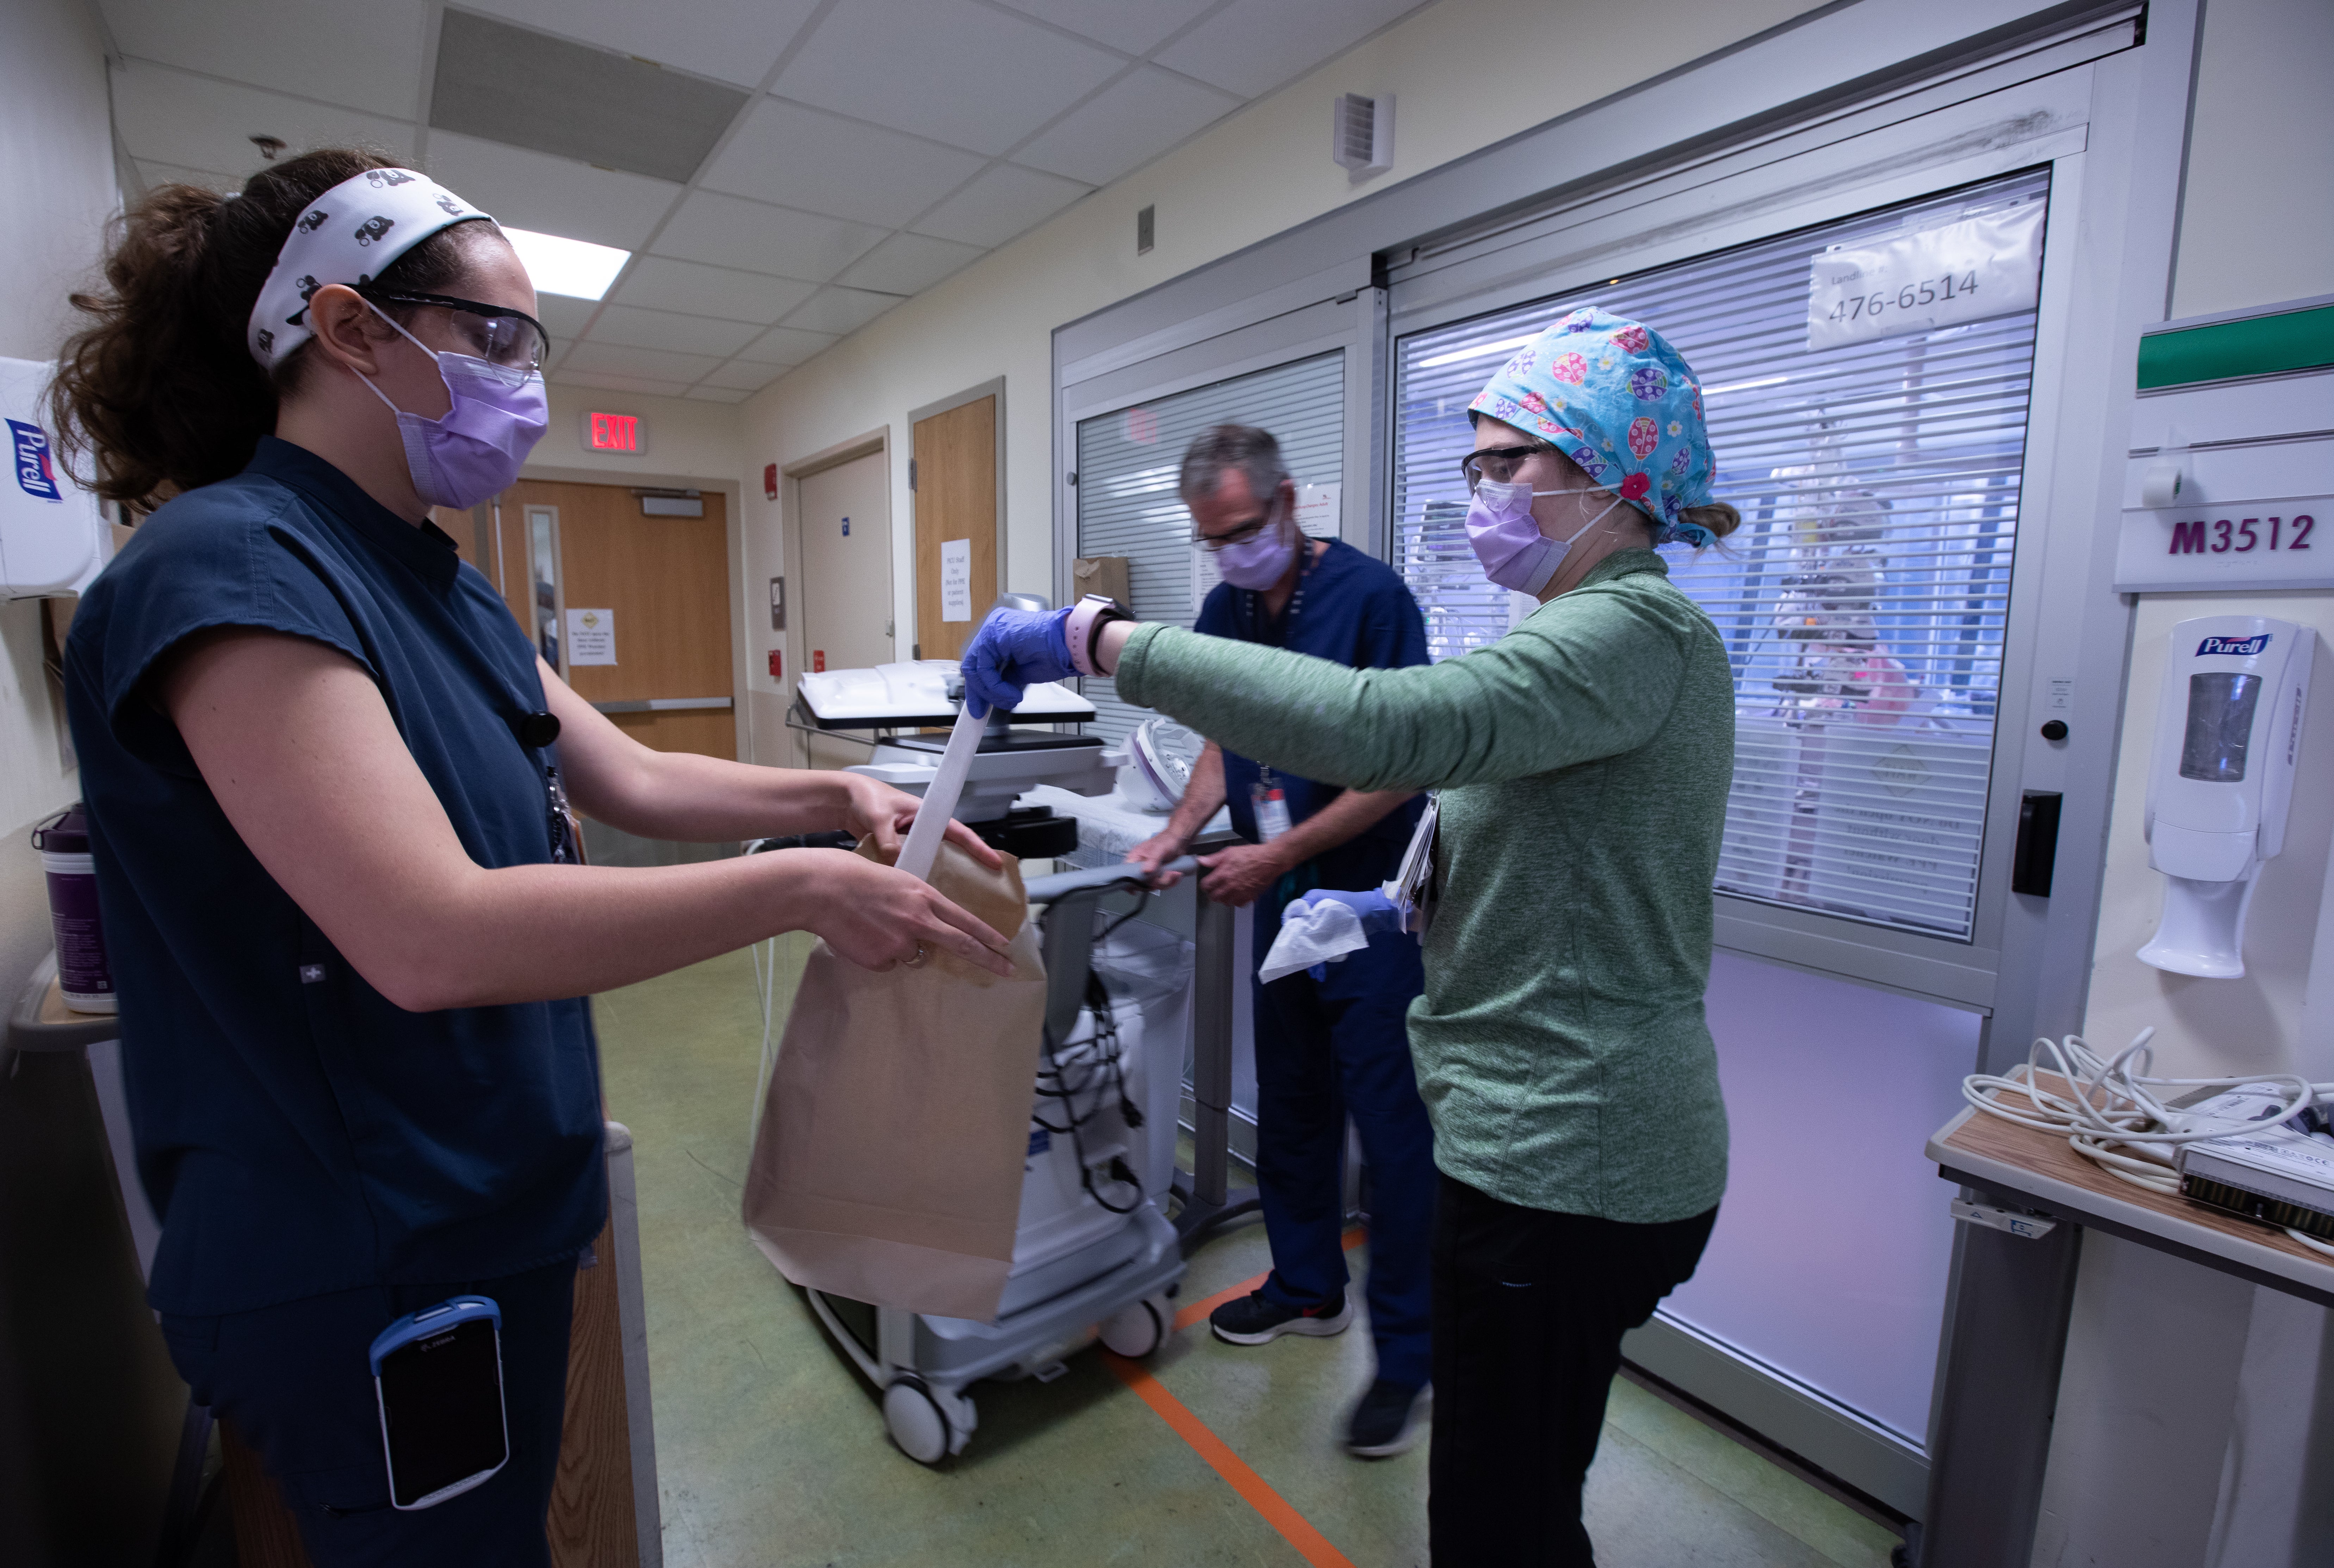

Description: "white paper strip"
895 703 987 883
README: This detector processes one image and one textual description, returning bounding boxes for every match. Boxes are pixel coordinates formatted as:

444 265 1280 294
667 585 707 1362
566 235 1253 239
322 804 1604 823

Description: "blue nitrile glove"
1288 888 1403 938
961 606 1076 718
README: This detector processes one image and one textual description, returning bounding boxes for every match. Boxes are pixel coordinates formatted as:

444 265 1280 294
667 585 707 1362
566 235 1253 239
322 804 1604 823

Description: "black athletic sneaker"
1344 1378 1430 1458
1208 1288 1353 1345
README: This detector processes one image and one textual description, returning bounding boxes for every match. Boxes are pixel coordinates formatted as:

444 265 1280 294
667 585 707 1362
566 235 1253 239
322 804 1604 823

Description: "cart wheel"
1099 1294 1171 1358
883 1377 952 1465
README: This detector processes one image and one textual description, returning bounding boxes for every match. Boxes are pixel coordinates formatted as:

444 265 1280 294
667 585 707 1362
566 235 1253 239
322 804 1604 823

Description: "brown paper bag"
1071 555 1131 609
742 838 1045 1320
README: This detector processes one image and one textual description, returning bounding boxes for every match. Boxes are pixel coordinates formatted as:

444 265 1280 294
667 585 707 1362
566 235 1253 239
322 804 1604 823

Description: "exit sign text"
583 411 646 453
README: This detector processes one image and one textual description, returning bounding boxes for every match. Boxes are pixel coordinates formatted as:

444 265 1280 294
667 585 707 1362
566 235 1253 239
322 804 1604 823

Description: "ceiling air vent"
431 11 747 185
1332 94 1393 177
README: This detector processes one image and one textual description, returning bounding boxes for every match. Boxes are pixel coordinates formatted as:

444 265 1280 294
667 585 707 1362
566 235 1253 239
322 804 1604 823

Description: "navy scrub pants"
1250 902 1436 1389
159 1255 577 1567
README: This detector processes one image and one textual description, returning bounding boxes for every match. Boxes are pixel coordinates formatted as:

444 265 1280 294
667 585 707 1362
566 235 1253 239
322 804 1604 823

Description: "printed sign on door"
941 537 973 621
566 608 616 666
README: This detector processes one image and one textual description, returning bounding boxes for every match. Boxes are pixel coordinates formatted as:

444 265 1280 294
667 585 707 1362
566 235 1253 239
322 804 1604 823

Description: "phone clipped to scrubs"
369 1296 510 1510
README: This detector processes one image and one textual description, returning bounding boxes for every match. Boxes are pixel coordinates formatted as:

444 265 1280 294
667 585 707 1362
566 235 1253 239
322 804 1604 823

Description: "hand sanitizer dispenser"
2138 615 2314 978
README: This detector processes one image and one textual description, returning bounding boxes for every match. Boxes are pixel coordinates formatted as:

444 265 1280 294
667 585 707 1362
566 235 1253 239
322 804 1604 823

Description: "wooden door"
486 481 736 761
795 450 893 769
912 396 996 663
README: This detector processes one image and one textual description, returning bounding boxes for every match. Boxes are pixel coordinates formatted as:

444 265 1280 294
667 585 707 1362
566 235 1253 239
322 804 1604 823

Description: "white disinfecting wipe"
1258 898 1371 984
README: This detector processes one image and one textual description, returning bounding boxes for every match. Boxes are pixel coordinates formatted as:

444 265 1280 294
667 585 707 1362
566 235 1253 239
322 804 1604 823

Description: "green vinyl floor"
592 944 1905 1568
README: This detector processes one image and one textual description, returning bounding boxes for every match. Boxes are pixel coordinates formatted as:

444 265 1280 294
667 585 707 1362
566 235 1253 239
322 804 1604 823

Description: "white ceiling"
97 0 1429 404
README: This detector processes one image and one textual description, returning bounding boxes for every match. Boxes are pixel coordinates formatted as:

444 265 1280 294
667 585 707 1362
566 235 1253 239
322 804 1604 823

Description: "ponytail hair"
49 148 494 511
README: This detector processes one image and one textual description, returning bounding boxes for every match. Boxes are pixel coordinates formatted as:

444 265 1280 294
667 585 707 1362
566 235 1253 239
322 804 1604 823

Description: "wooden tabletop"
1929 1069 2334 1307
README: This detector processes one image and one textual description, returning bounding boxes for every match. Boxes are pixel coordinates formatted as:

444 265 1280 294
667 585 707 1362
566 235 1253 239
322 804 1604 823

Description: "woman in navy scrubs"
49 149 1013 1564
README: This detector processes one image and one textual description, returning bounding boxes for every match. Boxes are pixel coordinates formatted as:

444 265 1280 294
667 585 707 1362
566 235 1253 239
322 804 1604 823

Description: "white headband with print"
245 167 493 369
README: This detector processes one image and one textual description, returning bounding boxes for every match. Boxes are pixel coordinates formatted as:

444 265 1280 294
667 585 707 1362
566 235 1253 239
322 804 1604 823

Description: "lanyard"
1242 536 1319 646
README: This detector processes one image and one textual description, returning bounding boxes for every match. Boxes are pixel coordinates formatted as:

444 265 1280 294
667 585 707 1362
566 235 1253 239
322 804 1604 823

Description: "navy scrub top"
64 437 606 1318
1191 537 1431 890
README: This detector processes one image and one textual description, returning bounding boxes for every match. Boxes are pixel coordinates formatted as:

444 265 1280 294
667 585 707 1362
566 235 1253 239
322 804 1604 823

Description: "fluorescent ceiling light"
1417 333 1537 369
502 226 629 301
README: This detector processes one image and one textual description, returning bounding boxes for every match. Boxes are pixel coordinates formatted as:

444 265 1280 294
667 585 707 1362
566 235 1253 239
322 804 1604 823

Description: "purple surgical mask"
1212 503 1298 590
353 302 549 509
1466 477 1624 595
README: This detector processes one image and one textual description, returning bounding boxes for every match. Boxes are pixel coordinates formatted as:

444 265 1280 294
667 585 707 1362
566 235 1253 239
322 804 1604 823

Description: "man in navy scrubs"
1128 424 1437 1457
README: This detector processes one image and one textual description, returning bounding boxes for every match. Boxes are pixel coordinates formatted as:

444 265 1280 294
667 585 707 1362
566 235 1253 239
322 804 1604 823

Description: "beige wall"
0 0 116 1010
2172 0 2334 319
731 0 1829 739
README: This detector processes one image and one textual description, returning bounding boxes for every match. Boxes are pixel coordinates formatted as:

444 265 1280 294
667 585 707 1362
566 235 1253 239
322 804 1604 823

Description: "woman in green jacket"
964 307 1741 1566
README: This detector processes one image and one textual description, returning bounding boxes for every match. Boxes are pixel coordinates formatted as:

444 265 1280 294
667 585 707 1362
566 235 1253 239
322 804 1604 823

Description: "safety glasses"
1459 442 1557 489
359 287 550 385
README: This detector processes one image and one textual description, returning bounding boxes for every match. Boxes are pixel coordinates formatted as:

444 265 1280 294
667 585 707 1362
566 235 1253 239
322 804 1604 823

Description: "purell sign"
2197 633 2270 658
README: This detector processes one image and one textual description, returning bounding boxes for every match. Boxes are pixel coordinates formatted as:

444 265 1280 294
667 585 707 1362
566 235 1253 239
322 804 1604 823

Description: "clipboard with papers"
1380 794 1438 939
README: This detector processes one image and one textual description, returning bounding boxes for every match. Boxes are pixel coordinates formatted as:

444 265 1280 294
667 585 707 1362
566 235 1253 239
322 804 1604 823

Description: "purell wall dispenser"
1 356 108 597
2138 616 2315 978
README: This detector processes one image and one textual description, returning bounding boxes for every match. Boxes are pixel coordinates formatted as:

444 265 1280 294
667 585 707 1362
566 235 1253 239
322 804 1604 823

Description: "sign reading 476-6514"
1807 201 2045 350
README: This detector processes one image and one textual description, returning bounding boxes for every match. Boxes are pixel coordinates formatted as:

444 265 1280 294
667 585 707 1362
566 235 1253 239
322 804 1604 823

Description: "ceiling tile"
651 191 886 282
685 385 753 403
585 304 763 357
109 59 417 179
132 160 239 195
775 0 1123 156
458 0 821 89
424 131 679 252
988 0 1216 56
700 99 986 230
701 360 788 391
556 369 695 397
431 10 748 185
836 232 987 296
533 295 601 345
1154 0 1426 99
561 342 725 382
98 0 428 120
911 163 1090 249
736 325 839 366
780 286 904 336
1013 66 1241 186
610 256 815 324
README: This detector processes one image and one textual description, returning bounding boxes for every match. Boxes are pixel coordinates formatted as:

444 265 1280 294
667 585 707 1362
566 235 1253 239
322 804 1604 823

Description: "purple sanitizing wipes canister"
32 804 114 1014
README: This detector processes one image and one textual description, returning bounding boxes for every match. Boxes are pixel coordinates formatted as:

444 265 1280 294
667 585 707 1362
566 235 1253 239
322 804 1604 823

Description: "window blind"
1392 170 2049 941
1075 351 1343 741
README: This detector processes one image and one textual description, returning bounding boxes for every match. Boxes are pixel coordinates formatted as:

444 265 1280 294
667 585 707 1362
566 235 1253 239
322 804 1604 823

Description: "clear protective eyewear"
1459 442 1557 490
358 287 550 386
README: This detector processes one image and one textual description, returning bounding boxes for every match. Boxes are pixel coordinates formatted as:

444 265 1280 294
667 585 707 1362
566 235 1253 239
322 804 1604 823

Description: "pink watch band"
1066 593 1129 677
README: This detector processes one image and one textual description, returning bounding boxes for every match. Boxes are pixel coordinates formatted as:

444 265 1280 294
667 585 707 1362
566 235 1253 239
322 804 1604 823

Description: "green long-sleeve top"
1117 548 1732 1222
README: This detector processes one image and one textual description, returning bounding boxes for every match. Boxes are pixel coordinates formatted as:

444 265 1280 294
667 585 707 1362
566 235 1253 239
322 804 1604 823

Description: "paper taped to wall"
1807 201 2044 350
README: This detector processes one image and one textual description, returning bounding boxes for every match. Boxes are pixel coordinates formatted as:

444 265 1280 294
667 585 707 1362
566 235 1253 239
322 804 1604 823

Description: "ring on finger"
903 943 930 969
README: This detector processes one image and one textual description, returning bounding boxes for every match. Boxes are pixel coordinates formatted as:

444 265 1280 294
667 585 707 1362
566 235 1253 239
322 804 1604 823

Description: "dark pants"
1428 1174 1718 1567
1252 912 1436 1388
159 1256 577 1567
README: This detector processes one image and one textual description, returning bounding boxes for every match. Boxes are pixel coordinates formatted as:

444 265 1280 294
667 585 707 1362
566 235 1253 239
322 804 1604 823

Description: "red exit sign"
582 411 647 453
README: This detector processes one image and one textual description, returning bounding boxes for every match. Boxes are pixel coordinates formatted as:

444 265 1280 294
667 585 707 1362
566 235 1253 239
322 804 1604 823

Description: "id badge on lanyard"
1252 767 1293 843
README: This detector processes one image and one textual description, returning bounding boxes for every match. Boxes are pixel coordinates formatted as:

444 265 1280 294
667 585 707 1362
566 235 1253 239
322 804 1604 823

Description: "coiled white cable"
1963 1029 2334 1255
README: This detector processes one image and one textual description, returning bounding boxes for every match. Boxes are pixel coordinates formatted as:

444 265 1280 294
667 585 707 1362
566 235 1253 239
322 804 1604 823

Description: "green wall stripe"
2138 305 2334 390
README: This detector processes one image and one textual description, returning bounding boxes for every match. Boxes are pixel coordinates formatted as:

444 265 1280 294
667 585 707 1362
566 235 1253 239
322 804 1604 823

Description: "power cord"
1963 1029 2334 1256
1033 970 1144 1215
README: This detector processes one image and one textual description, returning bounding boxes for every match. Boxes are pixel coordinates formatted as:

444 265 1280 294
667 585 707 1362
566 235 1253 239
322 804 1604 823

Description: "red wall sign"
583 412 645 453
763 462 778 500
767 649 783 679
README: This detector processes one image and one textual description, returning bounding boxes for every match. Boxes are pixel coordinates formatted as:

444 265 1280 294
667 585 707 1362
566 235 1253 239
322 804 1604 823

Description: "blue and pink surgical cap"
1467 306 1720 546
